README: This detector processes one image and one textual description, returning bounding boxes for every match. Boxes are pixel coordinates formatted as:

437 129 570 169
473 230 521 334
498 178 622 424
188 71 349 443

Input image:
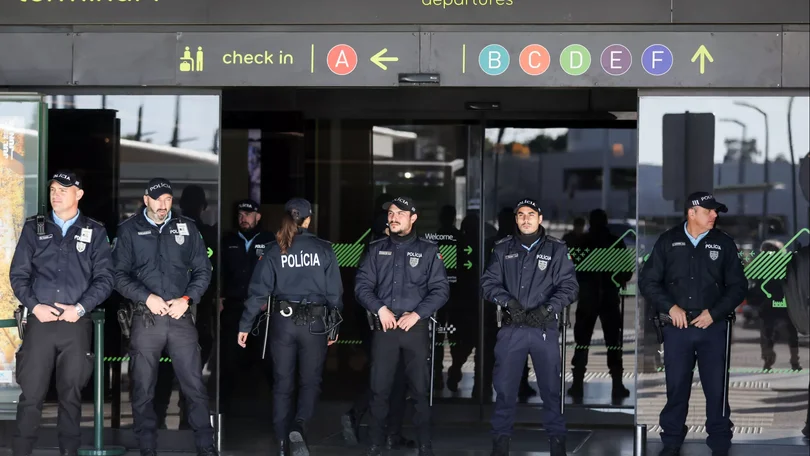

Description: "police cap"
382 196 417 214
236 199 259 213
686 191 728 213
514 198 541 215
49 170 82 190
145 178 173 200
285 198 312 220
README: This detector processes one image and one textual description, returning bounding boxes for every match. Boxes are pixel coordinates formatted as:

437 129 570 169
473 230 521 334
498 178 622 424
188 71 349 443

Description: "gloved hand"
506 299 526 324
526 305 555 327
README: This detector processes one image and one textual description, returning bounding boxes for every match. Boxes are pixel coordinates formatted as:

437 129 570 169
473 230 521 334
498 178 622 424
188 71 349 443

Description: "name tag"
505 253 519 260
379 251 392 256
38 234 53 241
177 223 190 236
672 242 686 247
137 231 151 236
80 228 93 243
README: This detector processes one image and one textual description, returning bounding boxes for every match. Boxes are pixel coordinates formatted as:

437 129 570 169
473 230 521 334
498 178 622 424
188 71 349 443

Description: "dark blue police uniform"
240 199 343 455
10 173 114 456
639 194 747 455
355 224 450 452
219 214 275 404
112 181 215 454
481 226 578 446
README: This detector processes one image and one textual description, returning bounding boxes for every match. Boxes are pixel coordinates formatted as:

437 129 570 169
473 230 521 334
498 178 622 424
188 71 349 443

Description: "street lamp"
734 101 770 241
719 118 748 213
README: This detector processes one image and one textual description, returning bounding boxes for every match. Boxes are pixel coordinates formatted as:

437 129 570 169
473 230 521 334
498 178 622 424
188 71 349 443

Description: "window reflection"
637 95 810 441
37 94 221 433
483 126 638 407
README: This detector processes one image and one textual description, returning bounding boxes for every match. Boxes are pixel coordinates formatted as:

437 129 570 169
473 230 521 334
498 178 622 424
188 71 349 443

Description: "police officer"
112 178 217 456
238 198 343 456
220 199 275 406
9 170 114 456
639 192 747 456
481 198 578 456
355 196 450 456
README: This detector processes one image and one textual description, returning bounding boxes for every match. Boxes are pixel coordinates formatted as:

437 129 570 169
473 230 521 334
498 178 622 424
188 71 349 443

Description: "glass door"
0 93 46 417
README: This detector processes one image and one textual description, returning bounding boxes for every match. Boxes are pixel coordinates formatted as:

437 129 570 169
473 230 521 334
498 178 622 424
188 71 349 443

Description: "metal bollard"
634 424 647 456
78 310 126 456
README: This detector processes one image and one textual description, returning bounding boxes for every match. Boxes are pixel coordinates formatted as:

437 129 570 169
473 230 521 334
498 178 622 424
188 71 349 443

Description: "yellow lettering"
423 0 512 7
223 51 289 65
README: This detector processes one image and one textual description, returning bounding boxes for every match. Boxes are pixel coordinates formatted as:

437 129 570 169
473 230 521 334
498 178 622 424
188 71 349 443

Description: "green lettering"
421 0 431 4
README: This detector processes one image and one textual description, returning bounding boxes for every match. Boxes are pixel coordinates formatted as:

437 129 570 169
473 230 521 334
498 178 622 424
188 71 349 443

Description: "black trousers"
14 316 94 456
129 313 214 450
369 320 431 446
270 311 329 439
571 296 624 377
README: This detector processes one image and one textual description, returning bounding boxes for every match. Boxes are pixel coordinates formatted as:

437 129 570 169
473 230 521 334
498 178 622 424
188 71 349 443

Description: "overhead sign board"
73 33 178 86
174 32 419 87
0 33 72 86
782 31 810 88
1 0 671 25
426 32 783 87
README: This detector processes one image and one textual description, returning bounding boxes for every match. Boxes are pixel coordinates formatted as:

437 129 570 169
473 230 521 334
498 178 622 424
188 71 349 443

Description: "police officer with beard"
112 178 217 456
639 192 747 456
238 198 343 456
10 170 114 456
355 196 450 456
481 198 578 456
220 199 275 406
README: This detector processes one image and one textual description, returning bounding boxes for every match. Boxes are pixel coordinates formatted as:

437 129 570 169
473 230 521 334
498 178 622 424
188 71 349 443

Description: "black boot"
341 412 359 446
386 434 417 449
611 375 630 399
289 420 309 456
362 445 383 456
658 446 681 456
418 443 435 456
549 435 566 456
278 439 289 456
197 445 219 456
491 435 510 456
567 373 584 399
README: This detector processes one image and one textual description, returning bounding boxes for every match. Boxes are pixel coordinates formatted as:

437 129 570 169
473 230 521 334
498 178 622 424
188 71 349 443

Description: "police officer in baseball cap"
219 199 275 406
481 197 579 456
639 191 746 456
239 198 343 456
10 170 115 456
112 178 218 456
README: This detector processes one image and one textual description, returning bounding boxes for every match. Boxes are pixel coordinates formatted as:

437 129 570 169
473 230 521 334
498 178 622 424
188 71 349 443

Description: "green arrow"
463 260 472 270
464 245 473 255
690 45 714 75
370 48 399 70
207 247 213 258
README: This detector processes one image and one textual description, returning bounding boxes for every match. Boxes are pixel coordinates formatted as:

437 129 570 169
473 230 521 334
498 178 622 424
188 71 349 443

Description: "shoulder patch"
495 235 513 246
118 213 137 226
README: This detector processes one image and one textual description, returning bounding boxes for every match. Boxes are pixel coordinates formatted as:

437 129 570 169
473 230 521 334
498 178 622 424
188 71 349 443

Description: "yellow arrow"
690 45 714 75
370 48 399 71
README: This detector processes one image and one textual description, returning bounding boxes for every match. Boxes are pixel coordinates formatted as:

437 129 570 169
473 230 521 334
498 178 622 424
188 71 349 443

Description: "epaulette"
118 213 137 226
418 237 438 245
178 215 196 223
85 216 104 227
369 237 387 245
547 236 565 244
25 215 37 223
495 235 513 245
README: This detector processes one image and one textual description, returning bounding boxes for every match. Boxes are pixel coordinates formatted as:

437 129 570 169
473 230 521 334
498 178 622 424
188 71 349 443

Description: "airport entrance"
2 85 808 454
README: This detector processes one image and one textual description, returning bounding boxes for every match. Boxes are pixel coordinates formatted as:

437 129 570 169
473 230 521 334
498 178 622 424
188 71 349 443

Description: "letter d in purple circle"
600 44 632 76
641 44 673 76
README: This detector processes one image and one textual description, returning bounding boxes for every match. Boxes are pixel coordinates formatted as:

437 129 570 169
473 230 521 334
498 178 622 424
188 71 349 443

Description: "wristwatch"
75 303 86 317
182 296 194 306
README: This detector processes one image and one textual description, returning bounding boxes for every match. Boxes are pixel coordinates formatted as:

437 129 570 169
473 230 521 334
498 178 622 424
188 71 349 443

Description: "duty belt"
652 310 736 343
274 299 342 339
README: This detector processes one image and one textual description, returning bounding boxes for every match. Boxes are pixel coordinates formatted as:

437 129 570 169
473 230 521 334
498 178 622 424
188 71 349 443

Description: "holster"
367 310 382 331
117 302 134 339
326 307 342 341
13 306 27 340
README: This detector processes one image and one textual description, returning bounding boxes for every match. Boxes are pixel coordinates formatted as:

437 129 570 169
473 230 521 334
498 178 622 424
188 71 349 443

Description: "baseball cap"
236 199 259 213
285 198 312 220
145 178 173 200
382 196 417 214
514 198 541 215
686 191 728 213
49 170 82 190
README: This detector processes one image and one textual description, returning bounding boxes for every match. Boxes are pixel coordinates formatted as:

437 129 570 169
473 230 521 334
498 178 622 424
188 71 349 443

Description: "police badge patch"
255 245 265 257
175 235 185 245
76 241 86 253
410 257 419 267
538 259 548 270
709 250 719 261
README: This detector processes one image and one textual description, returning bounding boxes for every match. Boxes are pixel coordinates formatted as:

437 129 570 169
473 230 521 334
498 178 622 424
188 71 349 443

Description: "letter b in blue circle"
479 44 510 76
